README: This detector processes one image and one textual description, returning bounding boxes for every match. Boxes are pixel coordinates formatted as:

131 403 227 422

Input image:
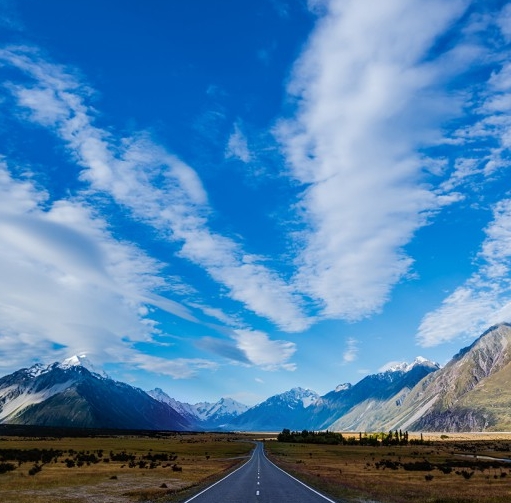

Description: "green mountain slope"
395 323 511 432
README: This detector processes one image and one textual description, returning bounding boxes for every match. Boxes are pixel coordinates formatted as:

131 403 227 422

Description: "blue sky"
1 0 511 405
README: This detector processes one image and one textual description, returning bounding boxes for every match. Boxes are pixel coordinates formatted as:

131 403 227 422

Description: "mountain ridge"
0 362 191 430
1 324 511 432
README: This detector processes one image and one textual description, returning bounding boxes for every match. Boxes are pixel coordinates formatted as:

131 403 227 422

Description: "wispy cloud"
416 8 511 346
342 338 358 363
417 199 511 346
278 0 472 321
0 46 311 333
127 353 219 379
233 329 297 371
197 328 298 372
0 162 195 371
225 122 252 163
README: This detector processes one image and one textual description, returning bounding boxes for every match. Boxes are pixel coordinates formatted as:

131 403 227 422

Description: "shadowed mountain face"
228 387 321 431
226 361 440 432
0 363 191 430
147 388 249 430
314 359 440 431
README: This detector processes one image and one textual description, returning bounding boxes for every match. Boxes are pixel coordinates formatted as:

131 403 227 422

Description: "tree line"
277 428 425 446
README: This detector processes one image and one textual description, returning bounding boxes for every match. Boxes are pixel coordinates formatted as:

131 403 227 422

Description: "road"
183 442 338 503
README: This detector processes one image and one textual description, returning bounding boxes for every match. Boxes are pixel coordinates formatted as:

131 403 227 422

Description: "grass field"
0 432 254 503
264 432 511 503
2 431 511 502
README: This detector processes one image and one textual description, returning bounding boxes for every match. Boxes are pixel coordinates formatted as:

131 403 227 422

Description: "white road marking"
262 447 337 503
182 446 255 502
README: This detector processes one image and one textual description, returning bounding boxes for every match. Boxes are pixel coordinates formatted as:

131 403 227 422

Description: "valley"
1 430 511 503
0 431 254 503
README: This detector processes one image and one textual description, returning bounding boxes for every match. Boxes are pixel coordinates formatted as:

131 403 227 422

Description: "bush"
0 462 15 474
28 464 42 476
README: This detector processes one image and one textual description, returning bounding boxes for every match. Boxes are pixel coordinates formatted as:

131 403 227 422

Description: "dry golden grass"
265 433 511 503
3 431 511 503
0 432 254 503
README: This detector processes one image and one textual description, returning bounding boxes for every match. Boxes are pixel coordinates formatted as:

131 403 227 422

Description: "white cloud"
417 199 511 346
225 122 252 163
127 353 219 379
233 329 297 371
278 0 471 321
416 7 511 347
0 46 311 333
497 3 511 42
342 338 358 363
0 162 195 371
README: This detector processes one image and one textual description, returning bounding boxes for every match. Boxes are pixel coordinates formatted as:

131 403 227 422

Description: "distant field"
0 432 254 503
265 432 511 503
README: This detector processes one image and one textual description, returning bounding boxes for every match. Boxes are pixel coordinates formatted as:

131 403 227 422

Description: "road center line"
182 444 256 503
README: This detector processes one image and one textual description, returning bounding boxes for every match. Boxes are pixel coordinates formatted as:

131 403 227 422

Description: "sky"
0 0 511 406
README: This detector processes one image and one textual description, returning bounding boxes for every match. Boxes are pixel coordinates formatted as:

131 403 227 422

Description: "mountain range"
1 323 511 432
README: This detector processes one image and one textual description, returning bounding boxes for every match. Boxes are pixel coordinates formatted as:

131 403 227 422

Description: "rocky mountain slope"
0 358 190 430
389 323 511 432
228 387 320 431
316 357 440 431
148 388 248 429
225 359 439 432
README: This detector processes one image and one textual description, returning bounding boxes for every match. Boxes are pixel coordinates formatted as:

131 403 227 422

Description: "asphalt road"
183 442 338 503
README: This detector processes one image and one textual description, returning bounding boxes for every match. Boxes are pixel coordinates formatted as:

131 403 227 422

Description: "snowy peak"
194 397 249 421
269 387 320 409
334 383 352 392
147 387 172 403
407 356 440 371
58 354 108 379
24 363 47 378
60 354 93 369
383 356 439 373
147 388 197 419
0 363 191 430
203 397 249 417
148 389 249 428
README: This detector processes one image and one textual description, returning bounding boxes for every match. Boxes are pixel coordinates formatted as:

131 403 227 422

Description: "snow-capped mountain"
319 357 440 431
148 388 248 429
3 325 511 433
390 323 511 432
147 388 198 420
0 357 190 430
228 387 320 431
59 354 107 377
382 356 439 373
194 397 249 424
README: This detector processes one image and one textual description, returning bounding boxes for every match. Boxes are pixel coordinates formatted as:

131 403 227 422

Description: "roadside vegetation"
2 428 511 503
266 430 511 503
0 431 254 503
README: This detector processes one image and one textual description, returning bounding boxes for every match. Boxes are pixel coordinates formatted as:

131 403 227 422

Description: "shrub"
28 464 42 476
0 462 15 474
